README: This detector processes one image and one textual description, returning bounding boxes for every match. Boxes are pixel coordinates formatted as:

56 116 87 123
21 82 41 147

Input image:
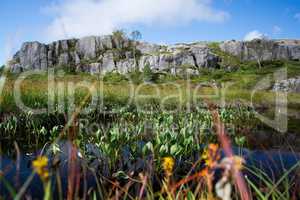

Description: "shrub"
260 60 284 68
0 65 5 75
241 60 285 70
103 72 127 83
127 69 143 84
54 65 77 74
211 70 226 79
199 68 213 76
143 63 158 83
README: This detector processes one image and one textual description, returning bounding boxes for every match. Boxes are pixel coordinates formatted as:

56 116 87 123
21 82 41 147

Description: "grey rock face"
101 52 116 73
58 53 69 66
8 36 300 75
139 55 160 71
10 63 22 73
138 44 219 74
173 51 194 66
117 59 136 73
190 44 219 68
289 45 300 60
219 40 243 58
76 36 98 60
136 42 161 54
273 77 300 93
220 39 300 61
89 63 102 74
16 42 48 71
101 35 114 49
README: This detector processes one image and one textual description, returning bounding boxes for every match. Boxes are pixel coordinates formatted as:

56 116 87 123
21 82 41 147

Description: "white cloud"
44 0 230 40
272 25 282 35
295 13 300 21
244 30 267 41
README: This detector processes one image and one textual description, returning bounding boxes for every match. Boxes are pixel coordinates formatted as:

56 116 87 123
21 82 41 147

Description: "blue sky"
1 0 300 65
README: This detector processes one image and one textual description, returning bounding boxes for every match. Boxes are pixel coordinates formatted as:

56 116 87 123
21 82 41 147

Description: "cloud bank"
45 0 230 40
244 30 267 41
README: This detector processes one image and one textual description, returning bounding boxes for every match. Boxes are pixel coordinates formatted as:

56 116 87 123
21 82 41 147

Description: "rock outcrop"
9 36 300 75
273 77 300 93
220 39 300 62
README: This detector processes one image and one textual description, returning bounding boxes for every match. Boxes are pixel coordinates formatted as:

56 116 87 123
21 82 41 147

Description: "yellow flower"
201 144 220 168
32 156 49 181
162 156 175 176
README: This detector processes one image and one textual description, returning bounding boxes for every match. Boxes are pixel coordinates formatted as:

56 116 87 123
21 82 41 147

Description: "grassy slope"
1 61 300 113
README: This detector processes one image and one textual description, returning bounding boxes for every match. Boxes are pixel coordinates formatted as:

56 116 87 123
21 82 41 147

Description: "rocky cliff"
8 35 300 75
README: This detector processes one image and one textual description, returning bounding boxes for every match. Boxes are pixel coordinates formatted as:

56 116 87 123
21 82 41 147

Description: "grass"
1 61 300 113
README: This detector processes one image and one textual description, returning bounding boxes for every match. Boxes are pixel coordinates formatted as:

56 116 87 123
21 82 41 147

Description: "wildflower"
162 156 175 177
201 144 220 168
208 143 219 153
32 156 49 181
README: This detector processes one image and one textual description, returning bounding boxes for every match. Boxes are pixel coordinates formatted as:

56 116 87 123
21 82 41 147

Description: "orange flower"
202 144 220 168
208 144 219 153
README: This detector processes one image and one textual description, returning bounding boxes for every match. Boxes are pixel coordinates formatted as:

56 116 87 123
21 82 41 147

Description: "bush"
211 70 226 79
143 63 158 83
103 72 127 83
54 65 77 74
127 69 143 84
0 65 5 75
260 60 284 68
199 68 213 76
241 60 285 70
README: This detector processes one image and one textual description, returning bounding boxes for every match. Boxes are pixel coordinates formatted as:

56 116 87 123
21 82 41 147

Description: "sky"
1 0 300 65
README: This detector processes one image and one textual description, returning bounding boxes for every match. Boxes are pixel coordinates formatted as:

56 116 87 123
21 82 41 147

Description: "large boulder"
101 52 116 73
273 77 300 93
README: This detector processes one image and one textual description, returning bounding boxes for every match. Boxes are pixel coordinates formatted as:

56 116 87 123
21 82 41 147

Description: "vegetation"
143 62 158 82
208 42 241 69
0 65 5 75
103 71 127 83
1 106 299 199
1 60 300 199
